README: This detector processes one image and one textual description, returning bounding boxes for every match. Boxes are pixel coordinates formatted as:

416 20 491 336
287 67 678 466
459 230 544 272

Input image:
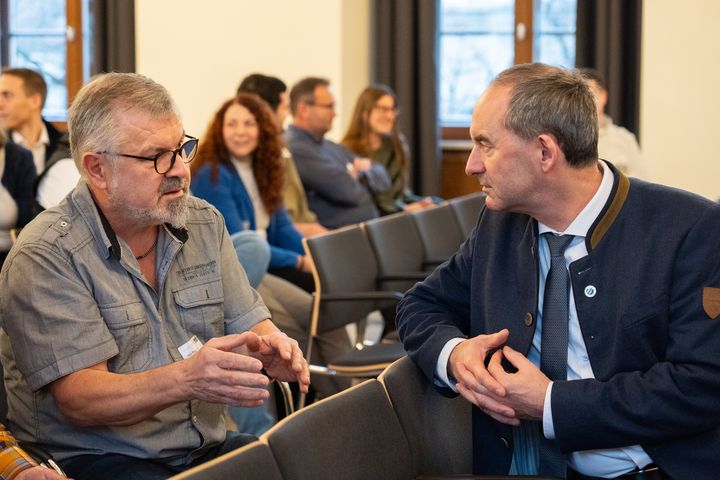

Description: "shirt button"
524 312 533 326
500 437 510 448
192 415 198 423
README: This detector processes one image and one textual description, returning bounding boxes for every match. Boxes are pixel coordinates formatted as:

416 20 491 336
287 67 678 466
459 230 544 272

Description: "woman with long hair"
342 84 433 215
191 93 312 281
192 94 349 422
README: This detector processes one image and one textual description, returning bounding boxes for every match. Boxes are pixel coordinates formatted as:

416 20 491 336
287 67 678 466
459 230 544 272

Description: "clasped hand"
448 329 550 425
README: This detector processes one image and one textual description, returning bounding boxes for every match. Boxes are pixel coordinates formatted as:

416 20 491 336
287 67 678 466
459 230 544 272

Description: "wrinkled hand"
247 331 311 394
483 346 549 422
17 466 69 480
451 330 550 426
184 333 270 407
449 329 518 424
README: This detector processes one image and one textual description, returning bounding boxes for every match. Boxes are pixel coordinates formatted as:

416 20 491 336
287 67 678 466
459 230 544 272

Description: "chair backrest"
449 192 487 237
379 356 472 476
363 212 427 293
410 203 465 267
303 225 380 334
169 441 283 480
264 379 414 480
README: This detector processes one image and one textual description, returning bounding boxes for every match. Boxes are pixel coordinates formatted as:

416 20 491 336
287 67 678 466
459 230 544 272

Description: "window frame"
440 0 564 140
0 0 84 128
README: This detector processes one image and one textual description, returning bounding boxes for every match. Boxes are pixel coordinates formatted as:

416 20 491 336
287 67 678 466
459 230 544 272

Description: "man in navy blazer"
397 63 720 479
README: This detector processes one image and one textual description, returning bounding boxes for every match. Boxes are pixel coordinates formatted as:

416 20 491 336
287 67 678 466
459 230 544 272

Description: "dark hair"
492 63 598 167
578 68 607 91
237 74 287 112
341 84 407 169
2 67 48 107
192 93 284 213
289 77 329 115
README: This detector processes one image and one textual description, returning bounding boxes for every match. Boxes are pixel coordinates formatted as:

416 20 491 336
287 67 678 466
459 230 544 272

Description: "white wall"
640 0 720 200
135 0 369 142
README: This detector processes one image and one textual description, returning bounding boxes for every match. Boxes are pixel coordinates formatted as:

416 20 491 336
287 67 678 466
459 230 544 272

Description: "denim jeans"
231 230 270 288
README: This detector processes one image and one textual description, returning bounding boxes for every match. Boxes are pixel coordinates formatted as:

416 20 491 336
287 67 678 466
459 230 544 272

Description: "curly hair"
192 93 284 213
341 84 406 170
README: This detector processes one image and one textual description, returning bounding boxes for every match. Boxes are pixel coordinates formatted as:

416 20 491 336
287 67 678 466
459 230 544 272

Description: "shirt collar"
538 160 614 238
71 181 189 261
11 123 50 147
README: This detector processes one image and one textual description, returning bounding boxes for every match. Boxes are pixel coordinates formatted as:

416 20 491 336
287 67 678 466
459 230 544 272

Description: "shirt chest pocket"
100 301 151 373
174 280 225 341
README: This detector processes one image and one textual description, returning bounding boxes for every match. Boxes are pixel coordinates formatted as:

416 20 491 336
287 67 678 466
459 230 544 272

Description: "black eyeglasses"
306 101 335 110
97 134 199 174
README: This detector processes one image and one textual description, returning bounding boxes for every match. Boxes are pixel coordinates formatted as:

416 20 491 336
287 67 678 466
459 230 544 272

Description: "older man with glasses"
0 73 310 480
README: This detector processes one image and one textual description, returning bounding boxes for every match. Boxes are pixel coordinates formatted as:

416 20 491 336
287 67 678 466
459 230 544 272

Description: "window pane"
440 0 515 34
440 34 514 126
533 0 576 67
439 0 515 126
10 0 66 32
9 36 67 121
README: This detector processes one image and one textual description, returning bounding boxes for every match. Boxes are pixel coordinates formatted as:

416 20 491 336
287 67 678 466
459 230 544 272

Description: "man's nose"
465 145 484 176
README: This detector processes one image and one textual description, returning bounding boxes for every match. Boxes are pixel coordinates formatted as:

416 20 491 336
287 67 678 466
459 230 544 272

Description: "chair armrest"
378 271 429 281
319 291 404 302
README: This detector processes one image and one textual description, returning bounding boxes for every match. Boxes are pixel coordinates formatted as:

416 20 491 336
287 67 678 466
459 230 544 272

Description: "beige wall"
135 1 718 200
135 0 369 142
640 0 720 200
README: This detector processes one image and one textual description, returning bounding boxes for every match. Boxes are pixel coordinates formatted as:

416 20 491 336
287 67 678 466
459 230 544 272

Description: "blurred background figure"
285 77 389 229
581 68 648 179
238 74 326 237
342 84 435 215
0 128 35 267
192 93 313 291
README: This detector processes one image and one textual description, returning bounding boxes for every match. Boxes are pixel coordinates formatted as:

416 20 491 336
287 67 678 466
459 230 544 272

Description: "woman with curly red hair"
192 93 312 282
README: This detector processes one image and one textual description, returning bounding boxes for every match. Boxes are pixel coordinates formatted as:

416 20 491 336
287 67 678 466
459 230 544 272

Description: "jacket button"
500 437 510 448
524 312 533 326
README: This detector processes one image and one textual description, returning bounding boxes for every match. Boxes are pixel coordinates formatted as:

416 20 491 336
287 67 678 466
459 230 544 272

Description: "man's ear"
83 152 110 189
537 133 562 173
29 92 43 112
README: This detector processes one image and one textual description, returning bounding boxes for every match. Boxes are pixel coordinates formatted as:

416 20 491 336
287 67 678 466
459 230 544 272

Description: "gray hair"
492 63 598 167
68 72 180 174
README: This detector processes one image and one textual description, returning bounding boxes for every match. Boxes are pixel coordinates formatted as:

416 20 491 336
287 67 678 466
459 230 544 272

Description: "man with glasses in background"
285 77 389 228
0 73 310 480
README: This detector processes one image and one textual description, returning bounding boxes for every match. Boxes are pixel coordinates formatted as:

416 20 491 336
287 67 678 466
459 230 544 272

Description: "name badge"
179 335 203 359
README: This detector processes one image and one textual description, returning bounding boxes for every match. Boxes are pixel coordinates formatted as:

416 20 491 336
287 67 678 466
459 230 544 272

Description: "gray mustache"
160 178 187 194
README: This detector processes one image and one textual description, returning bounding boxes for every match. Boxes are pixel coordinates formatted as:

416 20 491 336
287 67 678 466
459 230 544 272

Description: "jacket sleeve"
396 218 478 384
266 207 304 269
291 141 373 207
358 162 391 195
552 203 720 452
5 145 37 228
191 167 249 235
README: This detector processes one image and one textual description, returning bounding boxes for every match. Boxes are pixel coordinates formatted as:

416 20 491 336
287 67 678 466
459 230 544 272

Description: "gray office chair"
410 203 466 268
363 212 430 294
265 379 414 480
169 441 283 480
448 192 486 237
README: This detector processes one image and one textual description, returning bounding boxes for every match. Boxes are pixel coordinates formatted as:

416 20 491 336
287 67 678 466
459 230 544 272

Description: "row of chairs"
171 356 473 480
172 355 555 480
298 193 486 400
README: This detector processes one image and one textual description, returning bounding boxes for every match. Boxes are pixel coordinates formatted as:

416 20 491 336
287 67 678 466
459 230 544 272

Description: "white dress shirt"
12 125 49 174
